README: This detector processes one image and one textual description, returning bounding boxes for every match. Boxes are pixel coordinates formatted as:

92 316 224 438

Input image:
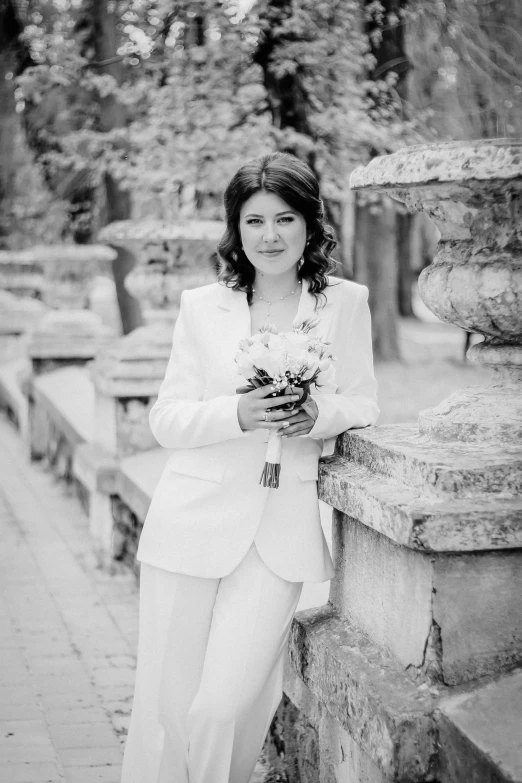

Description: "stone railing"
267 140 522 783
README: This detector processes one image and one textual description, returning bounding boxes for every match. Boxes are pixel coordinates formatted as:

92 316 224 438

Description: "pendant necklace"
252 280 302 319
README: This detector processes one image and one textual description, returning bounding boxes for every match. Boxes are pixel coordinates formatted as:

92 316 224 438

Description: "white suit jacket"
136 276 379 582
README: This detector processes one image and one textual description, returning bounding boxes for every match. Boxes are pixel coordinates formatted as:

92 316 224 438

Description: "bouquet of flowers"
235 318 336 488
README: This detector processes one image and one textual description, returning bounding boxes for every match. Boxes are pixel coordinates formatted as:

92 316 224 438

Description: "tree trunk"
397 210 415 317
90 0 142 334
0 0 23 245
354 195 400 361
352 0 411 359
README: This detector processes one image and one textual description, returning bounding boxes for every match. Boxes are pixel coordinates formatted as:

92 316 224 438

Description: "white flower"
316 364 336 388
235 351 255 375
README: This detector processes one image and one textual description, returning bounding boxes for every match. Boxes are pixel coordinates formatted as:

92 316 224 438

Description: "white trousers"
120 543 303 783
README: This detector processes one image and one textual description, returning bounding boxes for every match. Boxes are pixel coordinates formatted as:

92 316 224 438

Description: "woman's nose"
263 224 280 243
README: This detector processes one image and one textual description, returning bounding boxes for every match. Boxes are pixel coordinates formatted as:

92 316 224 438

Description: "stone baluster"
268 140 522 783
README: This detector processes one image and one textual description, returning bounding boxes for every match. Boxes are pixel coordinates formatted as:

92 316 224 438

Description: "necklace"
252 280 302 319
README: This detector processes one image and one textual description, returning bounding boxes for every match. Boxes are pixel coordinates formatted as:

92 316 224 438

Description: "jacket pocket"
165 451 226 484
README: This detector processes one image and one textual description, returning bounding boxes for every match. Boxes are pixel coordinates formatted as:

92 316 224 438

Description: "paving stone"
45 707 109 726
0 762 63 782
0 743 57 762
60 747 122 767
64 767 121 783
0 719 52 747
49 722 121 750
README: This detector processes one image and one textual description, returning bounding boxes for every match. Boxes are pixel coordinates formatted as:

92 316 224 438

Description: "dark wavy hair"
217 152 338 307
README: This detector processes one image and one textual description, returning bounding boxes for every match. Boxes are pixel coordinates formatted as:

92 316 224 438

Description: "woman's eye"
246 218 262 225
278 216 294 223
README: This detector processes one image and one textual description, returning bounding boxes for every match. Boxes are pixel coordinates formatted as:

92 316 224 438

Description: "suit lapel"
215 284 252 382
295 278 335 342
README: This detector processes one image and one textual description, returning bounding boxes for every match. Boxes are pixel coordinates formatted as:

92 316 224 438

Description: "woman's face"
238 190 307 278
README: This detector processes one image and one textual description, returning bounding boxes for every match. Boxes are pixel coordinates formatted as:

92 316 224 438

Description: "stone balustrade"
268 140 522 783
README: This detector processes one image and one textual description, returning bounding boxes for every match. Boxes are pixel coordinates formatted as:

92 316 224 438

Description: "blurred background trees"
1 0 521 354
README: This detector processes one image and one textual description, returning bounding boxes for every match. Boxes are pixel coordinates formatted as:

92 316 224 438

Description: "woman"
121 152 379 783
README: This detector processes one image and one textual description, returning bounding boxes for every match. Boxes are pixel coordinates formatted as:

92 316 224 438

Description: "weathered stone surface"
438 669 522 783
289 606 440 781
417 385 522 444
319 456 522 552
338 425 522 499
265 661 391 783
330 511 434 673
350 140 522 190
433 553 522 685
330 510 522 686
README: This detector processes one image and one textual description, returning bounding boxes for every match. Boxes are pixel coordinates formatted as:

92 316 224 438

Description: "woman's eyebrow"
244 211 296 218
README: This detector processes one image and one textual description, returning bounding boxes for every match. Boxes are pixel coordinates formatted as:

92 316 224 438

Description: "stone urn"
98 219 223 324
24 243 118 310
351 138 522 443
91 219 224 458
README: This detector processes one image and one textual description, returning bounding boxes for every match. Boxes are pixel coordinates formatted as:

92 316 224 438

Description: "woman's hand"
277 398 318 438
237 385 302 432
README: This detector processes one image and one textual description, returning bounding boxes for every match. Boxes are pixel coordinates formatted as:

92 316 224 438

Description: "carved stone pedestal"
270 141 522 783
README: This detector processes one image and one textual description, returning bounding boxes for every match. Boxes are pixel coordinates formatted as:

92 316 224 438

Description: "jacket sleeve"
307 285 379 440
149 290 246 449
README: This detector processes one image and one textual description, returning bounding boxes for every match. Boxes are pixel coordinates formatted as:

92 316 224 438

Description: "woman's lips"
259 249 284 255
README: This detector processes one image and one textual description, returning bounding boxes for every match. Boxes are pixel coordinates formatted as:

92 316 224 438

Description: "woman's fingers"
278 412 315 436
262 395 300 409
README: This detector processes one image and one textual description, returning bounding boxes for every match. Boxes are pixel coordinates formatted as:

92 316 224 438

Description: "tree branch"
89 9 179 69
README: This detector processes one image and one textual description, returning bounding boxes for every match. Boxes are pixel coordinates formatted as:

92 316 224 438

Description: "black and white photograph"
0 0 521 781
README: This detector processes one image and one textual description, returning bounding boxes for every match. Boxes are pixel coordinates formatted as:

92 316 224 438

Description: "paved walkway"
0 414 269 783
0 414 140 783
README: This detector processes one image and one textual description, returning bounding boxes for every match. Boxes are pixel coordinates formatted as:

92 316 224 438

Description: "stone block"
331 511 522 685
319 456 522 552
433 552 522 684
438 669 522 783
266 660 392 783
337 425 522 499
330 510 434 672
289 606 440 781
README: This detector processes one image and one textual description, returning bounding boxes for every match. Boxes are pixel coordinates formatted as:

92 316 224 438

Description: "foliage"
13 0 415 232
10 0 521 240
404 0 522 140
